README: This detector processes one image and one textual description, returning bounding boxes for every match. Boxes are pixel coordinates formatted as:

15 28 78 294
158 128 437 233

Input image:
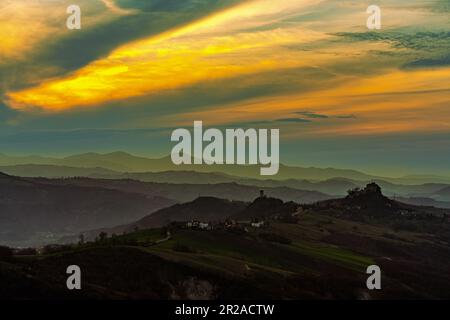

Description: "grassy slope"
2 212 450 299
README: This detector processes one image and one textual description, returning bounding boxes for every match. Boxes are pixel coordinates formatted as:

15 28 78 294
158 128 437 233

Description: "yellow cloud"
7 0 326 111
0 1 62 60
174 67 450 136
6 0 449 144
0 0 119 62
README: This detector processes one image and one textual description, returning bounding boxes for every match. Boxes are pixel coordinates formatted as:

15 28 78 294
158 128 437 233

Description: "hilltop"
307 183 448 221
86 183 449 243
133 197 247 230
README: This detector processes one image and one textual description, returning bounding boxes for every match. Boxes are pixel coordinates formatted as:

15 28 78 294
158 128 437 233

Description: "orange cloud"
174 68 450 136
6 0 326 111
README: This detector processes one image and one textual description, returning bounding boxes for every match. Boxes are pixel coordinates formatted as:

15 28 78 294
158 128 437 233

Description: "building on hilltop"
347 182 383 198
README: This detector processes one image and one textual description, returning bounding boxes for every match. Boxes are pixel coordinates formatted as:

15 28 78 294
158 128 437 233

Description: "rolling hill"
2 183 450 299
0 164 118 178
27 176 333 204
133 197 247 229
432 186 450 201
0 172 333 246
86 182 450 242
0 172 175 247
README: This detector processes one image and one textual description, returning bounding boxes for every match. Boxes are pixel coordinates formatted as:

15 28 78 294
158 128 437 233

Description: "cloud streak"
5 0 327 111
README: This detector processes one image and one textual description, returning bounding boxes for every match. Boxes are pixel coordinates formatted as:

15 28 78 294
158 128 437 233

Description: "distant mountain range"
28 176 332 204
2 151 450 185
2 163 450 204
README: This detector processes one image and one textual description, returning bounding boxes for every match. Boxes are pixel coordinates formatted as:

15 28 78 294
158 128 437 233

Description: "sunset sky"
0 0 449 176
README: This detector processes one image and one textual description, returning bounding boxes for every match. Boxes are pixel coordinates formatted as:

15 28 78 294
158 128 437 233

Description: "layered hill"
2 184 450 299
2 163 450 203
88 183 449 241
28 176 332 204
0 172 175 247
2 151 450 185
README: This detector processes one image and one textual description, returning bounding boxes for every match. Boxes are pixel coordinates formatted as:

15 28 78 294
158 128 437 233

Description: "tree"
98 232 108 242
347 187 361 197
78 233 85 245
0 245 13 261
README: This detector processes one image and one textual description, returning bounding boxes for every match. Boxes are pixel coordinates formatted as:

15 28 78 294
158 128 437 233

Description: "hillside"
28 176 332 204
0 172 175 247
0 164 118 178
396 196 450 209
82 197 247 238
87 183 450 243
136 197 247 229
232 196 298 220
2 190 450 299
433 186 450 201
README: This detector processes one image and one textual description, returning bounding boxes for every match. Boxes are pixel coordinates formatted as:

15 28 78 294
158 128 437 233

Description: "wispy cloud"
100 0 137 15
295 111 328 119
276 117 311 123
5 0 327 111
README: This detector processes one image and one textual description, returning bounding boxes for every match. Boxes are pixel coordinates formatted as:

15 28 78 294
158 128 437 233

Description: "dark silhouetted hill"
232 196 298 220
138 197 246 227
309 183 447 221
0 172 175 247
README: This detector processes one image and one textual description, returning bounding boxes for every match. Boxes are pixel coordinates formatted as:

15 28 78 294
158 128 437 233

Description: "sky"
0 0 449 177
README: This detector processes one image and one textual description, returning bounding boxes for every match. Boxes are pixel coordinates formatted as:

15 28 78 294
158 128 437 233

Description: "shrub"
172 242 196 253
0 246 13 261
258 232 292 245
391 221 421 232
14 248 37 256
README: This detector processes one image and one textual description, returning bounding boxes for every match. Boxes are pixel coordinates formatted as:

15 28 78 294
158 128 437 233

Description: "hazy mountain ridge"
2 163 450 204
2 152 450 185
27 176 332 204
433 186 450 201
0 172 175 247
0 172 331 246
